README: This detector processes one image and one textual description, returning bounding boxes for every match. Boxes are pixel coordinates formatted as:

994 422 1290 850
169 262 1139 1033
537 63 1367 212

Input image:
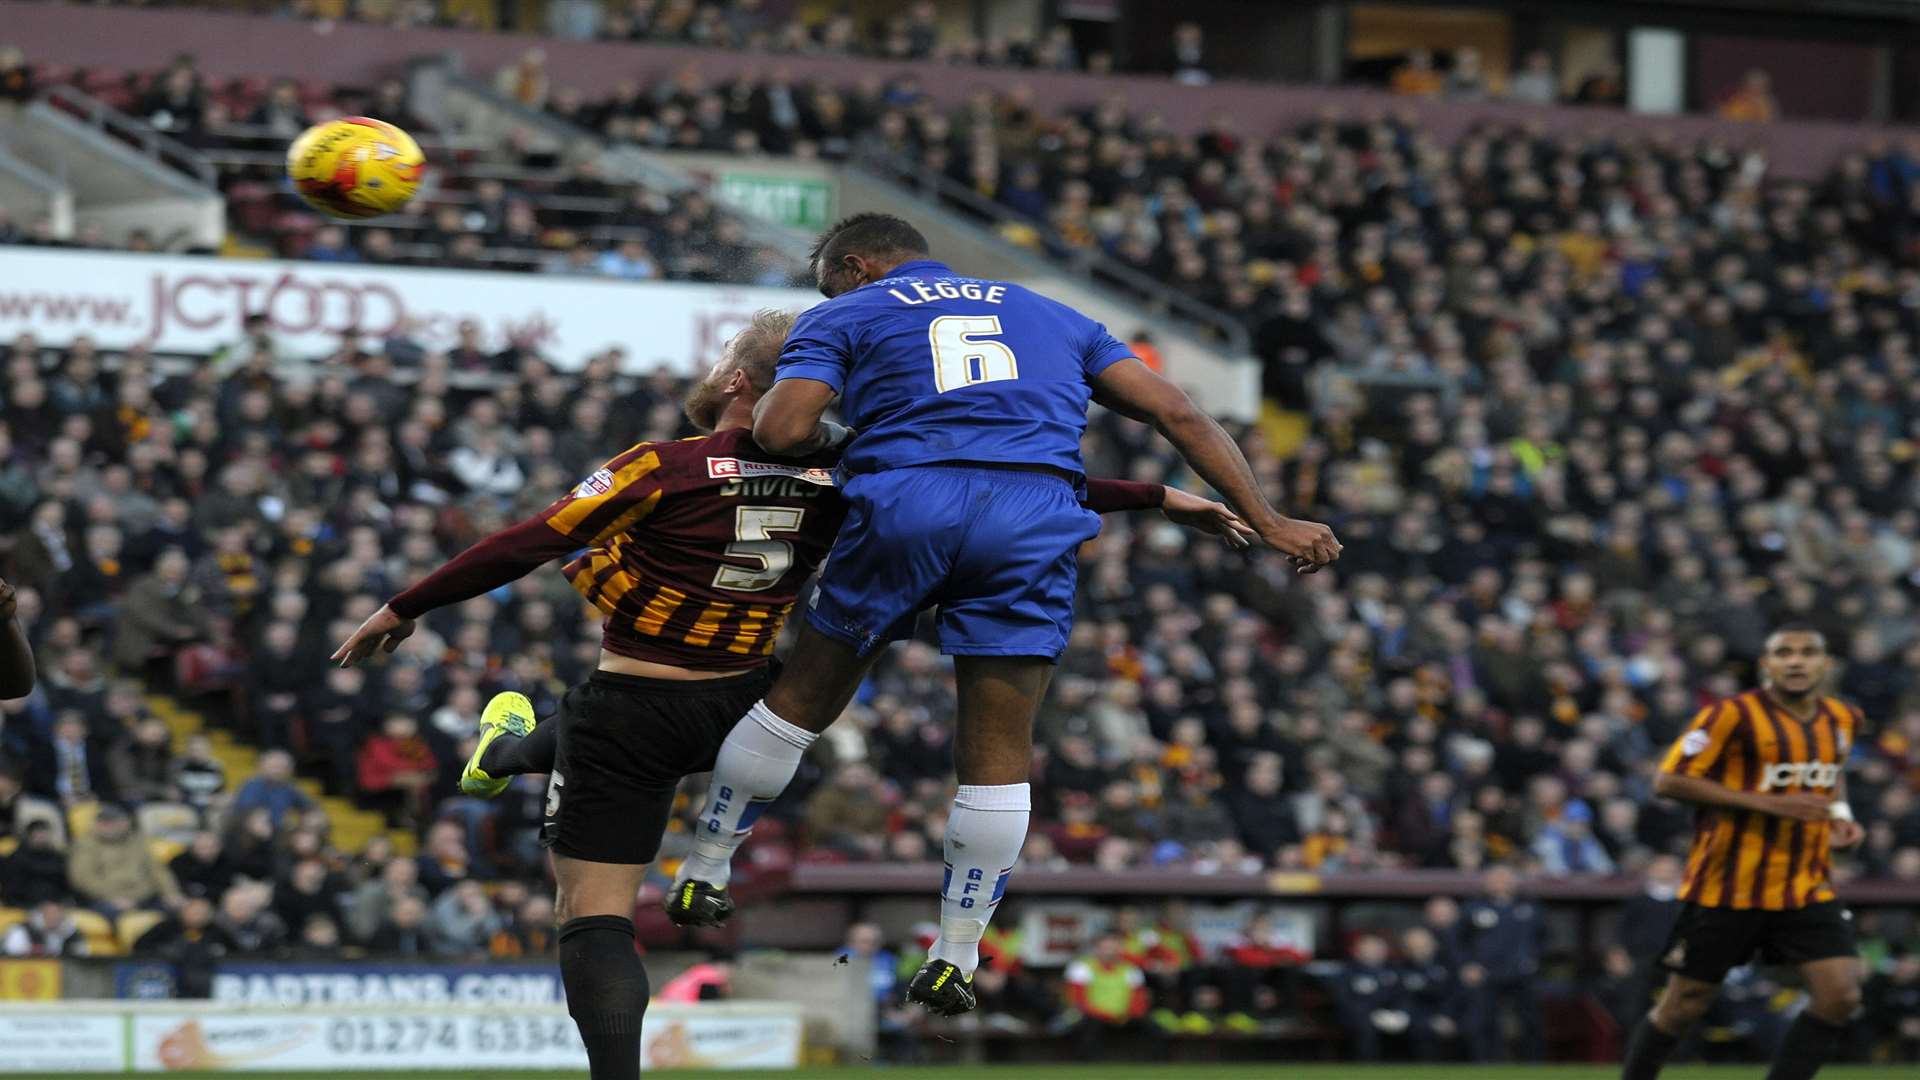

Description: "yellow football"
286 116 425 220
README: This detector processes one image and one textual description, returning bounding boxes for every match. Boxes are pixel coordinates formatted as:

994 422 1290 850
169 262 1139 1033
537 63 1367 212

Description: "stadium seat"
68 909 122 956
137 802 200 845
0 908 24 940
66 800 100 842
0 837 14 858
116 909 165 950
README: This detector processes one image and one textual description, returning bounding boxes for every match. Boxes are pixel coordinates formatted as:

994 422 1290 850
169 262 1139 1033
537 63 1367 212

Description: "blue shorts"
806 465 1103 659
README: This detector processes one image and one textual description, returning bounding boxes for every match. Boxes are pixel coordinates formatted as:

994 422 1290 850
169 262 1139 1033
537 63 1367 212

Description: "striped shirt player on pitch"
1620 624 1867 1080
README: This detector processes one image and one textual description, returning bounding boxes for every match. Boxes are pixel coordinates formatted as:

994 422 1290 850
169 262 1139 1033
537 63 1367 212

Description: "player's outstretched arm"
1091 358 1340 568
751 378 850 456
1652 772 1832 822
0 578 35 698
1082 479 1254 549
331 516 580 667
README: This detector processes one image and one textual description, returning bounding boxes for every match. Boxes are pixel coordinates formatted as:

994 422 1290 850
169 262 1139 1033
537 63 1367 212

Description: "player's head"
809 212 929 297
1760 623 1829 699
683 308 797 431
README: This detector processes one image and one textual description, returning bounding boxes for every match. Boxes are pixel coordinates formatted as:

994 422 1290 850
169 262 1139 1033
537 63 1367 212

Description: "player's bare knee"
1811 984 1861 1023
1655 982 1714 1028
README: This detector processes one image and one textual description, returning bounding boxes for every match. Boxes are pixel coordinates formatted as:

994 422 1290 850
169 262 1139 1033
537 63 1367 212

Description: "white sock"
927 783 1030 977
678 700 816 887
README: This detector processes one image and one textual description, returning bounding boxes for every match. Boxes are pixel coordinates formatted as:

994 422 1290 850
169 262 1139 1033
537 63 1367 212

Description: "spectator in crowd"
1444 46 1489 101
1398 927 1461 1060
347 857 428 942
1391 49 1444 97
1334 933 1407 1062
110 548 208 673
1618 855 1685 963
488 894 556 958
169 830 236 901
1507 50 1559 105
1571 59 1626 104
134 896 234 998
273 857 342 934
170 726 226 810
136 61 204 136
1065 932 1151 1051
0 764 59 846
415 820 477 895
219 880 286 953
1719 67 1779 122
219 806 279 883
303 225 358 263
494 49 550 109
109 714 177 803
1530 799 1616 875
228 750 313 829
1167 22 1211 86
67 803 180 915
246 79 309 139
1 899 88 957
1461 866 1544 1061
30 712 113 806
357 714 438 827
0 45 34 105
0 819 69 906
365 895 432 956
290 913 345 960
429 879 501 957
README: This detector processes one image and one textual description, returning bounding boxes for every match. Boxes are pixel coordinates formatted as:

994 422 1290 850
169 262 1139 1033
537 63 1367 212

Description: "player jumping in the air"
1620 625 1866 1080
669 214 1342 1015
331 311 1253 1080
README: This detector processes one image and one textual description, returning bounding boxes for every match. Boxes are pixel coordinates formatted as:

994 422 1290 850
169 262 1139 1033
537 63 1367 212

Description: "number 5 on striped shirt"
713 506 806 592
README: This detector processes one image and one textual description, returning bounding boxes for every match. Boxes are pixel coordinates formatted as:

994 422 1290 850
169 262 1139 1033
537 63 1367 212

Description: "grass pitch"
48 1060 1904 1068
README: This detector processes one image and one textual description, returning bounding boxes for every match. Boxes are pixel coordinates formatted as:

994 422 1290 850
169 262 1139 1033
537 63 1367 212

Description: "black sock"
481 718 559 777
1621 1014 1681 1079
1764 1011 1849 1080
559 915 648 1080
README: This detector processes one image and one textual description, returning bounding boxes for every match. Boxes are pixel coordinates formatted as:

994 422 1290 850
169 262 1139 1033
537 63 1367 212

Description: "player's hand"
0 578 15 621
1830 818 1866 850
330 604 416 667
1160 488 1255 550
1758 792 1832 823
1259 516 1342 572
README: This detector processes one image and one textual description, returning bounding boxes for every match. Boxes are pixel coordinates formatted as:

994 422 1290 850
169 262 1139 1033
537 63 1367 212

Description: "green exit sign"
717 174 834 231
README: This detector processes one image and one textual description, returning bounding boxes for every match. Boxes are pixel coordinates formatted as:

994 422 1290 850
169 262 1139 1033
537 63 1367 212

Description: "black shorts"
1658 900 1856 984
542 666 774 865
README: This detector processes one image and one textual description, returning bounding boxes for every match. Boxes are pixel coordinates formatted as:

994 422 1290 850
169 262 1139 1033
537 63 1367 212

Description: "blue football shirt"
775 260 1136 476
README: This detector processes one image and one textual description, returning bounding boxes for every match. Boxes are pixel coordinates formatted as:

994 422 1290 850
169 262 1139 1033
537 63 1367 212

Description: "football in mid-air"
286 116 425 219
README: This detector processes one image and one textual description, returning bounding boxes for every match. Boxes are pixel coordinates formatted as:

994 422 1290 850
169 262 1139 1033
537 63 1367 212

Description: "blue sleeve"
1077 314 1136 378
775 304 853 392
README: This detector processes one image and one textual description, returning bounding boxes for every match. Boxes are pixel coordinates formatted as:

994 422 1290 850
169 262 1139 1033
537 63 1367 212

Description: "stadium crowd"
3 25 1920 1067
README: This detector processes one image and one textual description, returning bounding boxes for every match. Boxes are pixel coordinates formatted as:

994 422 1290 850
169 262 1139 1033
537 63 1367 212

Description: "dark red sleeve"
387 516 582 619
1083 478 1166 514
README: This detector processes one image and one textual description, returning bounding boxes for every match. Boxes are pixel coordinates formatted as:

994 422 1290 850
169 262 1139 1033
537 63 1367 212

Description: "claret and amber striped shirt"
538 428 846 669
1658 690 1860 910
389 428 845 670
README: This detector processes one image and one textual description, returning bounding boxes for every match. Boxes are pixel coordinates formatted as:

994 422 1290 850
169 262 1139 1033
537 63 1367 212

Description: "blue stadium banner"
112 962 177 1000
208 963 565 1006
